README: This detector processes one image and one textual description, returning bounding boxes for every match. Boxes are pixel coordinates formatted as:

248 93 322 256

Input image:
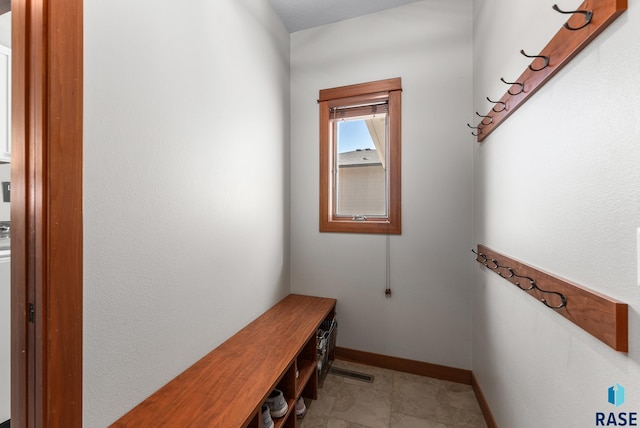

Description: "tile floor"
298 360 487 428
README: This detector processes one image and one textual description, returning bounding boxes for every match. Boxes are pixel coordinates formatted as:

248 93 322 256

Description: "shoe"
295 396 307 419
265 389 288 418
261 405 274 428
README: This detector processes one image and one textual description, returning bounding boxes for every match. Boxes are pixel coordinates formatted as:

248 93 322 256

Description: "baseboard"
471 372 498 428
334 346 472 385
0 419 9 428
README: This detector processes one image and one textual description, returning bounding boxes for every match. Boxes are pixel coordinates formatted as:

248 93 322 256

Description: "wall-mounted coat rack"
474 244 628 352
469 0 627 141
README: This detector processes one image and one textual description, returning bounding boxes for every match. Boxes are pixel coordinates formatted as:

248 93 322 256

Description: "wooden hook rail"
474 244 628 352
473 0 627 142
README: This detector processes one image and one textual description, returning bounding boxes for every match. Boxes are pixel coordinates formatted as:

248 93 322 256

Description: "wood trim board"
475 0 627 141
471 373 498 428
318 77 402 102
475 245 627 352
11 0 84 426
335 347 472 385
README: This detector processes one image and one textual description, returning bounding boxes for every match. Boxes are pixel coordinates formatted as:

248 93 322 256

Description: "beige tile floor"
298 360 487 428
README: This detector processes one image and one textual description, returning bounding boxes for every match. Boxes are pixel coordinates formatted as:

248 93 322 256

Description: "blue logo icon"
608 384 625 407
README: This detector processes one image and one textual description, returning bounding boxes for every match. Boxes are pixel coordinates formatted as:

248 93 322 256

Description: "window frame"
318 77 402 234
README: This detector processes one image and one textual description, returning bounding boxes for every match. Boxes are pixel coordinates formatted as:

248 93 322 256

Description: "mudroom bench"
111 294 337 427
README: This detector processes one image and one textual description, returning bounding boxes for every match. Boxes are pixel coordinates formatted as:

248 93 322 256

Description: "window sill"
320 218 401 235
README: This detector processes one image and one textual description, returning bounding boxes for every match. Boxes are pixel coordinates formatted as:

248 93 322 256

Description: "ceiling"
268 0 423 33
0 1 422 30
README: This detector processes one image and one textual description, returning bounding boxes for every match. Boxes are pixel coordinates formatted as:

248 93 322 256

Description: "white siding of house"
337 165 386 216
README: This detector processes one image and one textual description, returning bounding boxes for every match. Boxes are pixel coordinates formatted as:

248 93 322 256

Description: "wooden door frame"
11 0 83 426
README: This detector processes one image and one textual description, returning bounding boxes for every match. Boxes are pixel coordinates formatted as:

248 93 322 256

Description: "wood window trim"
319 77 402 234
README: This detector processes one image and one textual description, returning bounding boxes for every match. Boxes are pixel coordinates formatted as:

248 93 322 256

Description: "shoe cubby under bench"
111 294 337 428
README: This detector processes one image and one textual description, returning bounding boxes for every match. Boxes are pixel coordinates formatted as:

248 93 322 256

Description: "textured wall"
0 13 9 49
290 0 474 369
473 0 640 426
83 1 290 425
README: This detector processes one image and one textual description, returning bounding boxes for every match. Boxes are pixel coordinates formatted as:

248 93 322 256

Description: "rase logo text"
596 384 637 427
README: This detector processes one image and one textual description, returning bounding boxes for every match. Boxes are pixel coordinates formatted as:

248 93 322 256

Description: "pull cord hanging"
385 234 392 297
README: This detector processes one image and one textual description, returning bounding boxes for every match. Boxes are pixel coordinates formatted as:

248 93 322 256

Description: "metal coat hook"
486 97 507 113
467 123 482 136
512 273 536 291
472 249 567 309
472 249 486 263
500 77 525 96
552 4 593 31
520 49 550 72
475 112 493 125
498 267 515 279
538 287 568 309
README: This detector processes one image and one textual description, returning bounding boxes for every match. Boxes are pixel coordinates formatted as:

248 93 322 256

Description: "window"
318 77 402 234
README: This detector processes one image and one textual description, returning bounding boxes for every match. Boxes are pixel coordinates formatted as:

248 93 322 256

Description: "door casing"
11 0 83 426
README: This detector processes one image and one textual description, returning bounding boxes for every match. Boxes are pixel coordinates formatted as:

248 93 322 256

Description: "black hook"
552 4 593 31
497 266 515 279
514 277 536 291
520 50 550 72
467 123 482 137
475 112 493 125
471 249 488 264
535 283 568 309
486 97 507 113
500 77 525 96
474 249 514 275
487 258 500 270
474 248 568 310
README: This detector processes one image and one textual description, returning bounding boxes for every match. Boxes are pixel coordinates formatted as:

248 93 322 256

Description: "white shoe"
265 389 288 418
295 396 307 419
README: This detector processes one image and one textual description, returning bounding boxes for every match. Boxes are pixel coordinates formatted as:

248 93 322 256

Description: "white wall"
290 0 474 370
0 12 9 49
473 1 640 426
83 1 290 426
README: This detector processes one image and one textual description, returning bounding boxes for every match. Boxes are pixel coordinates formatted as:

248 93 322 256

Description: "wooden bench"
111 294 337 427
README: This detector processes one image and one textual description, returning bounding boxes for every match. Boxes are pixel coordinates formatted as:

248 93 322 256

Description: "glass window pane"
333 114 388 217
